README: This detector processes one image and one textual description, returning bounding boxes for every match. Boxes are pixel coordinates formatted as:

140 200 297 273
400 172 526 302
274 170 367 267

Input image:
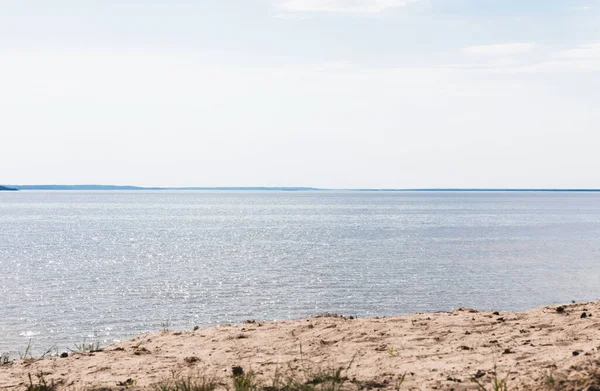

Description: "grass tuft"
18 340 56 362
19 339 34 360
152 373 218 391
232 368 261 391
472 368 510 391
25 373 56 391
70 340 102 353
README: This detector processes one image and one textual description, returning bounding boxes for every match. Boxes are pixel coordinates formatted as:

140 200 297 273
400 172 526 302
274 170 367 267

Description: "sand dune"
2 300 600 390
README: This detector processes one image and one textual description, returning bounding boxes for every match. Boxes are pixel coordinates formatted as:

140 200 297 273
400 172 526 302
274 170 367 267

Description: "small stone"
60 352 68 358
573 351 580 356
474 370 486 379
232 366 244 376
184 356 200 364
556 306 565 313
581 312 588 319
193 325 200 331
117 378 135 387
503 349 514 354
492 311 500 316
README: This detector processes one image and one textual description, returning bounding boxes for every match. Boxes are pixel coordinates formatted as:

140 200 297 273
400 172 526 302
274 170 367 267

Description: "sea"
1 190 600 355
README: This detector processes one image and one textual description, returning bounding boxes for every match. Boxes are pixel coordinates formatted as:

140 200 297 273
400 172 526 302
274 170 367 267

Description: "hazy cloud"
559 42 600 60
278 0 420 13
2 2 598 187
462 43 536 56
463 42 600 74
570 5 592 11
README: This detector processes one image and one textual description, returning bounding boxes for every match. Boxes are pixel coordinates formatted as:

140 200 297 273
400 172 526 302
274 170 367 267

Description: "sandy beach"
2 300 600 390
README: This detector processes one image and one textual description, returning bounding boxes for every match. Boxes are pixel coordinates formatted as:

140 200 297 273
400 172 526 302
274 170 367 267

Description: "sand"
2 300 600 390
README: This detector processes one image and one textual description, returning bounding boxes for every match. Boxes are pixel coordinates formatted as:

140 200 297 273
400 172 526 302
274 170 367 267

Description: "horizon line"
4 185 600 192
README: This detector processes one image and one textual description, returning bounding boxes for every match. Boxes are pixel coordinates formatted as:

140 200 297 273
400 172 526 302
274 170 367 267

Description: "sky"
1 0 599 188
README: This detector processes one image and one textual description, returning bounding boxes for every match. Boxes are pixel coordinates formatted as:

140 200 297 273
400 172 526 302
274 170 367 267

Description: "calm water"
1 191 600 355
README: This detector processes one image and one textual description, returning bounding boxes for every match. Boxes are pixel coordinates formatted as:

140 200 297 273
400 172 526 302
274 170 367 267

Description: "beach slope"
1 301 600 390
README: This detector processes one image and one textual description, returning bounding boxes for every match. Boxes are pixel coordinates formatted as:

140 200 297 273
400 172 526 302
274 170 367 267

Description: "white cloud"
462 43 536 56
559 42 600 60
272 12 308 19
278 0 420 13
570 5 592 11
458 42 600 74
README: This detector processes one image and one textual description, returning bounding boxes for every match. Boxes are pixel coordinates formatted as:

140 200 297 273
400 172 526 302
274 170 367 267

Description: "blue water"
1 191 600 355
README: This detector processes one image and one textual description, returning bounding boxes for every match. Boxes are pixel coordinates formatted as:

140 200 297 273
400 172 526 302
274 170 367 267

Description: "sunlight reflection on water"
1 190 600 354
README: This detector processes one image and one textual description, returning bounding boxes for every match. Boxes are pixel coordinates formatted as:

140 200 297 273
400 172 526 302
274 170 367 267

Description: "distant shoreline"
4 185 600 192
